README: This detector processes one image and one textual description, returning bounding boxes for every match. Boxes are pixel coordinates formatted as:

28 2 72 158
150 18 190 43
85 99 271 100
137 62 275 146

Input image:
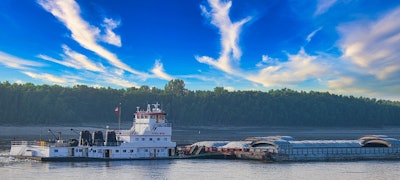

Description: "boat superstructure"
10 103 176 161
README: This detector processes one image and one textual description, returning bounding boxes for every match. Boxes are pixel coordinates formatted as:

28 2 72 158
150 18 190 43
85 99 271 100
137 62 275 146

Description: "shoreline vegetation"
0 80 399 127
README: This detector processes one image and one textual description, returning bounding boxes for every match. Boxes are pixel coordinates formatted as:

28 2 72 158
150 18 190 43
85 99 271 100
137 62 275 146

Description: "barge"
10 103 176 161
184 135 400 162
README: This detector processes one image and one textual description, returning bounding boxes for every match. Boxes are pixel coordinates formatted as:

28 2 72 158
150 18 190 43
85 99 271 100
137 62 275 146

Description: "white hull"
10 142 175 161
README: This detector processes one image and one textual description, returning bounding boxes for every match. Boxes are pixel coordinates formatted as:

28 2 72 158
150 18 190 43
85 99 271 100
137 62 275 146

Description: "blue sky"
0 0 399 100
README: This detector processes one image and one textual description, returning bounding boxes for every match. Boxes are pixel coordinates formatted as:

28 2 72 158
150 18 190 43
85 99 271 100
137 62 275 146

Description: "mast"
118 102 122 131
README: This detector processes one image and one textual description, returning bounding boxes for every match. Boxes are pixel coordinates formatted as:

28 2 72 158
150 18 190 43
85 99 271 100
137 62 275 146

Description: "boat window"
130 150 134 153
142 138 145 141
157 138 160 141
93 150 96 153
54 149 58 153
123 150 126 153
145 149 148 152
150 138 153 141
116 150 119 153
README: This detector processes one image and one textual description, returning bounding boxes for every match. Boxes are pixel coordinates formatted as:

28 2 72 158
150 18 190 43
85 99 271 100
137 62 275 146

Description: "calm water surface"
1 126 400 179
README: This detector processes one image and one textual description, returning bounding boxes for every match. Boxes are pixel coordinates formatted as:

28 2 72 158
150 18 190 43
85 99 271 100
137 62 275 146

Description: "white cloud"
38 0 148 77
327 76 355 90
306 27 323 42
196 0 328 90
315 0 337 16
224 86 235 91
248 48 326 87
23 71 74 84
100 18 122 47
103 76 139 88
151 60 173 81
38 45 106 72
338 6 400 80
196 0 251 74
326 76 392 99
0 51 44 70
256 55 278 67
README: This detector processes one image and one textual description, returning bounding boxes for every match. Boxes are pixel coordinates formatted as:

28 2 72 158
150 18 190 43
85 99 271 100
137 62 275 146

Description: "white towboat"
10 103 176 161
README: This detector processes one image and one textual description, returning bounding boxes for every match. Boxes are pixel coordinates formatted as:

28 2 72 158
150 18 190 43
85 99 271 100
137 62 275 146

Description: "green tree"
164 79 186 96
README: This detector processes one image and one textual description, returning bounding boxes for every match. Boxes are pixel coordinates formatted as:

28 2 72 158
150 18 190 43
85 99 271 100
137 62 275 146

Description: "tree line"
0 80 399 127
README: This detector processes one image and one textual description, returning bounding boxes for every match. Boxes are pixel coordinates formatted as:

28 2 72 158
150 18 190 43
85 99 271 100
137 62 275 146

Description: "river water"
1 126 400 179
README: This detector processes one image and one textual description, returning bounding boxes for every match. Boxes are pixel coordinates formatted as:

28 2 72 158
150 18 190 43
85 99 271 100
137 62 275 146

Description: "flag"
115 107 119 115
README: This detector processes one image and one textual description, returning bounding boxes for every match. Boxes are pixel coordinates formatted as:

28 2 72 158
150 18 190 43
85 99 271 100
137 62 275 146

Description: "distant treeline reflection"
1 80 399 127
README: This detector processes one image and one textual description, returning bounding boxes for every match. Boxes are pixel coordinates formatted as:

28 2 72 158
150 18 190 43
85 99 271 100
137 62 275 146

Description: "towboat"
10 103 176 161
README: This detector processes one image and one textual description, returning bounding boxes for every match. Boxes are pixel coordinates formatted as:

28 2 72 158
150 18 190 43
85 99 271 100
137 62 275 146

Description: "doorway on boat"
69 148 75 157
83 148 89 157
105 149 110 158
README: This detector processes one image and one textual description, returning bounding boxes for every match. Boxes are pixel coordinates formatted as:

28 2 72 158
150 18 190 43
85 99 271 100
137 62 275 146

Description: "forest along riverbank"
2 126 400 151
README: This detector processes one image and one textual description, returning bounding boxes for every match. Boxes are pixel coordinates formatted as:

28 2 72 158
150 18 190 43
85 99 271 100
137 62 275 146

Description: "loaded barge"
185 135 400 162
9 102 400 162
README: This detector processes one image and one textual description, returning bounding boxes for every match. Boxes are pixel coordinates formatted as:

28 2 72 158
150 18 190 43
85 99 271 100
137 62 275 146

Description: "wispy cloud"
38 45 106 72
256 55 279 67
196 0 327 89
0 51 44 70
338 6 400 80
151 60 173 81
248 48 326 87
315 0 337 16
196 0 251 74
306 27 323 43
103 76 139 88
327 76 355 90
23 71 75 84
37 0 148 77
100 18 122 47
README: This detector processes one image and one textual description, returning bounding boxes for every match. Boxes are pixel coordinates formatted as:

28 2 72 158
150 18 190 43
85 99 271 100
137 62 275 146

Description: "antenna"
70 128 80 135
48 129 57 140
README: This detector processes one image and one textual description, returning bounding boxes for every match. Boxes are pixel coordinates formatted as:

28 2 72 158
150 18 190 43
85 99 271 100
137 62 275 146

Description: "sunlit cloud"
0 51 44 70
338 6 400 80
38 45 106 72
196 0 251 74
327 76 355 90
326 76 392 99
100 18 122 47
103 76 139 88
37 0 148 77
256 55 279 67
315 0 337 16
196 0 327 89
23 71 74 84
151 60 173 81
248 48 326 87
